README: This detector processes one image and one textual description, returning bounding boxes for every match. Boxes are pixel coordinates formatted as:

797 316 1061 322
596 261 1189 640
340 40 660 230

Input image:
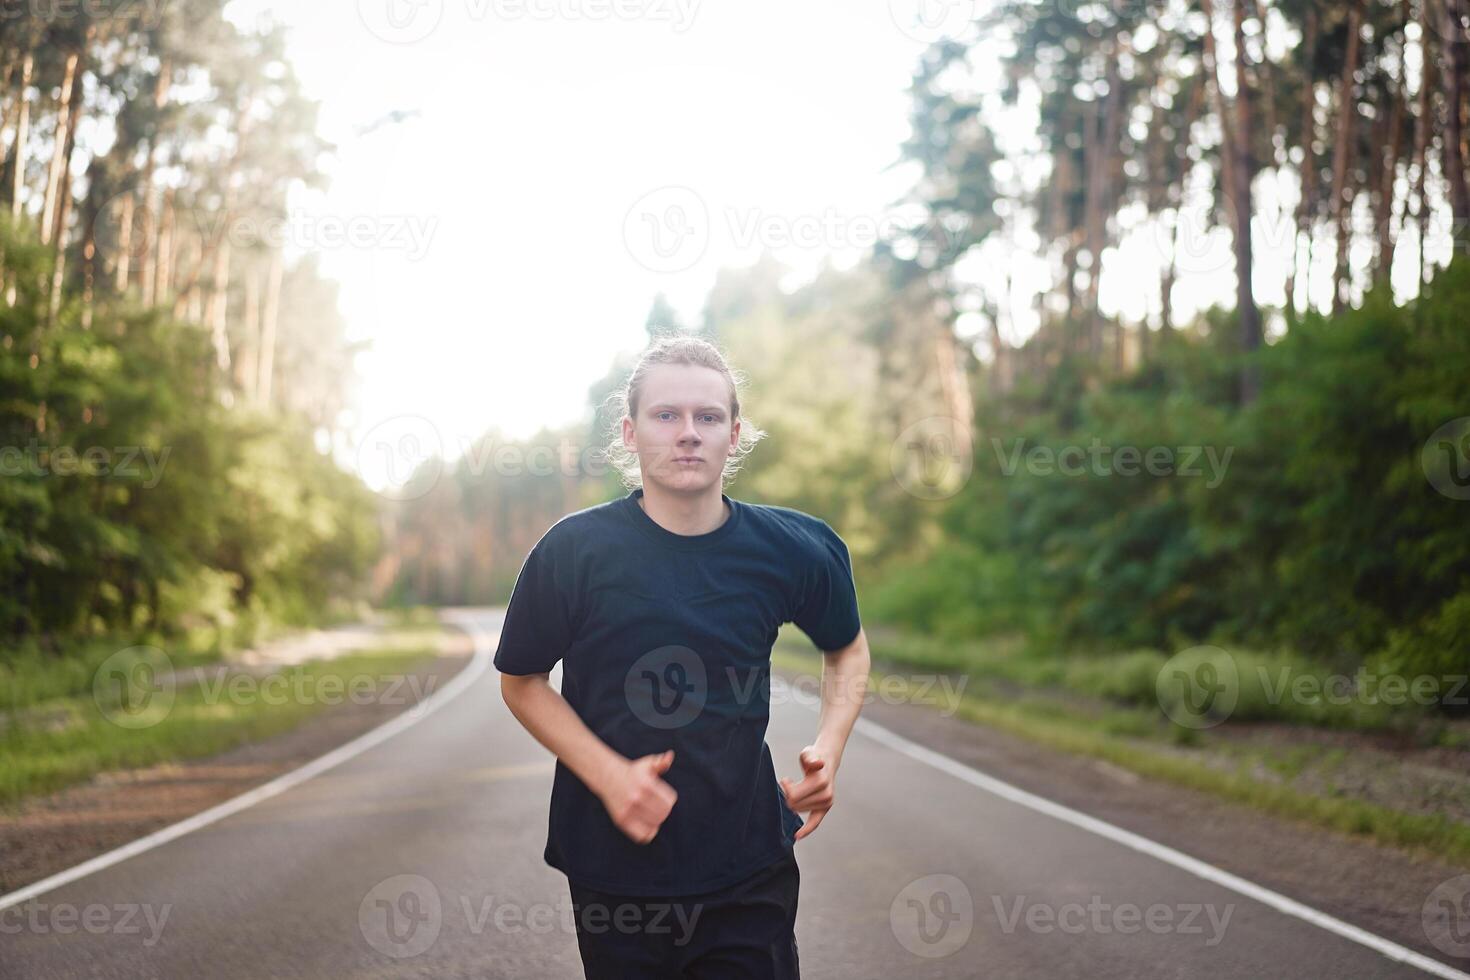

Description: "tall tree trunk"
1288 5 1319 315
238 261 261 397
1233 0 1261 403
1065 235 1084 353
257 248 283 405
40 51 81 248
206 231 232 372
1083 91 1107 357
9 51 31 222
1413 0 1437 288
3 51 34 308
172 232 196 320
1100 47 1125 372
1161 209 1178 334
1376 17 1409 287
137 60 171 308
932 310 975 467
1331 1 1366 313
153 187 174 303
113 191 134 292
46 96 81 327
0 58 18 192
1247 0 1282 169
80 187 98 328
1200 0 1238 219
1440 0 1470 229
1162 84 1203 335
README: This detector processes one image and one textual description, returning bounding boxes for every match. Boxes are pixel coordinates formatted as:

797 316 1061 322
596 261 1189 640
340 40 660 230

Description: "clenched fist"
600 749 678 845
779 745 835 841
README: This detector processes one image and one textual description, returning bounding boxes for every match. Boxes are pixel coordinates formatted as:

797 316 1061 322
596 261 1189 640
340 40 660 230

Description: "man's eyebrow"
648 404 727 413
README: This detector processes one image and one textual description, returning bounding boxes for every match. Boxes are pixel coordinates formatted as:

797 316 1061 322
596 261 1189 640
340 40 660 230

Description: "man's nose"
679 417 702 442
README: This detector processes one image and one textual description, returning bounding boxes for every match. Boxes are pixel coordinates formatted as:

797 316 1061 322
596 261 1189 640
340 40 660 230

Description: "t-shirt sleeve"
791 520 862 653
493 536 578 675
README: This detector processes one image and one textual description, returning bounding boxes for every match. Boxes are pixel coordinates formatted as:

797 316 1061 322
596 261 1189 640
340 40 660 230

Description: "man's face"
623 363 740 496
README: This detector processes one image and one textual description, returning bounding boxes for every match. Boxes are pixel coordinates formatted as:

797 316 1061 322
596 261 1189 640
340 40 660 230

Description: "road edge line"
0 612 494 914
774 677 1469 980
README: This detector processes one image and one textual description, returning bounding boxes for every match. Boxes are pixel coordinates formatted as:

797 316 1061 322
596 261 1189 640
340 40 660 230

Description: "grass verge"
0 627 448 810
771 630 1470 869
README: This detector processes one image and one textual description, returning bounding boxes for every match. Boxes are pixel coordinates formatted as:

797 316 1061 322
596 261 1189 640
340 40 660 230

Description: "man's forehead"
640 370 730 406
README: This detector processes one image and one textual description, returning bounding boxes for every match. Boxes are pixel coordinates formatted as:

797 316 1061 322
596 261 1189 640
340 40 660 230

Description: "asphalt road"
0 608 1458 979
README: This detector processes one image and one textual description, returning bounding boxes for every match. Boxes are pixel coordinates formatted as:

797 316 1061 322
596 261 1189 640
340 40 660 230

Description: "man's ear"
622 415 636 452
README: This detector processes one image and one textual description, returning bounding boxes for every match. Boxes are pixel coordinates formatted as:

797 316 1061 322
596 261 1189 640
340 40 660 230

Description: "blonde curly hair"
599 335 767 491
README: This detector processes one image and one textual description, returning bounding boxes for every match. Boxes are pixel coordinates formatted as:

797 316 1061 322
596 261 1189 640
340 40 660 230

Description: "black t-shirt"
493 486 862 896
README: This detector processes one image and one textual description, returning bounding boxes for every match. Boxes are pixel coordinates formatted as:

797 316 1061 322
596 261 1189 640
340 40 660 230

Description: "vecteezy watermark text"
91 645 440 729
0 441 170 488
992 895 1234 946
0 901 171 947
989 437 1233 489
357 874 704 959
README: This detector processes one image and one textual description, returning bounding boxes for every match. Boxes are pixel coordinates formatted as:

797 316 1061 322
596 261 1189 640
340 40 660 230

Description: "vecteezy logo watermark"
359 875 443 959
886 0 979 44
93 645 177 730
1422 417 1470 501
623 186 710 274
0 901 172 947
891 416 973 500
1155 645 1240 730
890 873 974 958
1423 875 1470 960
992 895 1234 946
989 437 1234 489
357 0 446 44
625 645 708 730
355 415 446 502
0 441 171 488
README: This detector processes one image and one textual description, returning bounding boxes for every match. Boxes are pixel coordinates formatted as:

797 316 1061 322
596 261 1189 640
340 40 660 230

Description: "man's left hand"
779 745 835 841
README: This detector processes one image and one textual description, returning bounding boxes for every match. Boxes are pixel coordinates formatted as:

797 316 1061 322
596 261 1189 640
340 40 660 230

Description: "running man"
495 335 870 978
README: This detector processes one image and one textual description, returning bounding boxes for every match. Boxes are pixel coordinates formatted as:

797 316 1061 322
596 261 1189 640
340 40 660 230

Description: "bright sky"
219 0 1447 495
221 0 969 492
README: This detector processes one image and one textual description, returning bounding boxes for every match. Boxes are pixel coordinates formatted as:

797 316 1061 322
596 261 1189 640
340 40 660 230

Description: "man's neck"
638 483 730 536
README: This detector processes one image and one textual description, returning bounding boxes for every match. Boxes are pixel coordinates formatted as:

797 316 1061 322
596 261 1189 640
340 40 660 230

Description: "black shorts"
566 848 800 979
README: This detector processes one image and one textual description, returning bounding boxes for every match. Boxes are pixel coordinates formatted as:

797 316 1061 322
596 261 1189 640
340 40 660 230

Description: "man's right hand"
599 750 677 845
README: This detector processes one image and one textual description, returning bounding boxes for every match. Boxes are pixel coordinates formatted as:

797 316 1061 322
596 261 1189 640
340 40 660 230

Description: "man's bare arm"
780 626 871 840
500 673 678 844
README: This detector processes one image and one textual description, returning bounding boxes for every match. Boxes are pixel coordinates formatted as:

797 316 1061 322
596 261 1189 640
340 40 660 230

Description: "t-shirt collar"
622 487 742 551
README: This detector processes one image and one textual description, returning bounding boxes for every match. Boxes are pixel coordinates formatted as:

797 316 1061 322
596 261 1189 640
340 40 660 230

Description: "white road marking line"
773 675 1469 980
0 613 496 914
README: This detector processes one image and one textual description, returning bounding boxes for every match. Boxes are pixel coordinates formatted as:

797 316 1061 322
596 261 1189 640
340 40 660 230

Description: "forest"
0 3 380 657
2 0 1467 703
